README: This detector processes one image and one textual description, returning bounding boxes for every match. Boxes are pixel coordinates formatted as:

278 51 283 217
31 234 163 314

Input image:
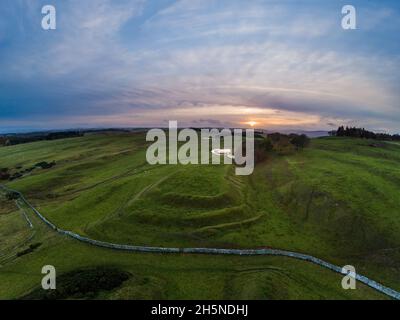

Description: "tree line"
254 133 310 163
329 126 400 141
0 131 84 147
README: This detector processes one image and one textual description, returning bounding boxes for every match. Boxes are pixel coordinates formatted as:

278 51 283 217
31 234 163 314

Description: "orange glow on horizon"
246 121 258 127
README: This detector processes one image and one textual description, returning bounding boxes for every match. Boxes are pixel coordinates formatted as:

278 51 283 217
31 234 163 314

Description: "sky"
0 0 399 133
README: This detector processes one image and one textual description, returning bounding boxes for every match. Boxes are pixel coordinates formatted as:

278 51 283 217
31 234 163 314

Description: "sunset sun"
246 121 258 127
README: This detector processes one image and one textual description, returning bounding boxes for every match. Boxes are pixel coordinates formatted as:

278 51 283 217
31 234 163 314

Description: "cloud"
1 0 400 133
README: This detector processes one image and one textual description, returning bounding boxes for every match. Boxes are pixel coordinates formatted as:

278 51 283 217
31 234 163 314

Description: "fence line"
1 184 399 300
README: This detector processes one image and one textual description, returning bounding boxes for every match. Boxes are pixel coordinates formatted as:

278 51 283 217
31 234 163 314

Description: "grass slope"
1 132 399 299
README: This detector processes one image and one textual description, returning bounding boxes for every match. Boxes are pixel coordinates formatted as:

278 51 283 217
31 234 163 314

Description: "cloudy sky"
1 0 399 133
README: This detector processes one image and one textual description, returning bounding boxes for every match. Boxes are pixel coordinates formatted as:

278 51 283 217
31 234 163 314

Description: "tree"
261 138 273 152
337 126 345 137
254 137 273 163
290 134 310 149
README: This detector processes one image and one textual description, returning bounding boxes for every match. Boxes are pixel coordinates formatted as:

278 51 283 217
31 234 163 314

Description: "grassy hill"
0 131 399 299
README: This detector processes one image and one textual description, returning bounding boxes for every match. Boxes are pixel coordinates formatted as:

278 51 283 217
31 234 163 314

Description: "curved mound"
84 164 262 247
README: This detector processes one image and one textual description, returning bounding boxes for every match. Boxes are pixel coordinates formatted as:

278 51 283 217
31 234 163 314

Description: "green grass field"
1 131 399 299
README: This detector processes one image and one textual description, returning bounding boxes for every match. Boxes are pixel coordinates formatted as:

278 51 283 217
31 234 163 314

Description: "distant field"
1 132 399 299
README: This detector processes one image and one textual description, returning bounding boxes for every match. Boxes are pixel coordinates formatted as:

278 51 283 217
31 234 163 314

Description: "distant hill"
260 130 329 138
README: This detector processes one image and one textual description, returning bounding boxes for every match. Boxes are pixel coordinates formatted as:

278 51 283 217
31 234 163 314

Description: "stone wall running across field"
1 184 399 300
